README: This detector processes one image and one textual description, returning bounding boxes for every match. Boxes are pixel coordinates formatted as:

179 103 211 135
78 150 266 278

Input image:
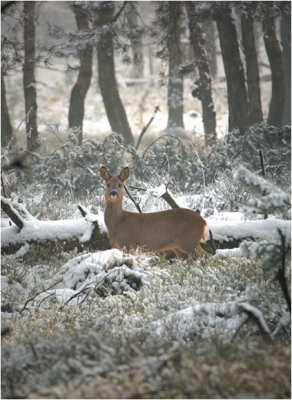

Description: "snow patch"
206 217 291 243
46 249 148 303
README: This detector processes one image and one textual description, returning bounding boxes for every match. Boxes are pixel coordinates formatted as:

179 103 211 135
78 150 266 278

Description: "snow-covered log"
1 207 110 255
2 196 290 256
205 216 291 251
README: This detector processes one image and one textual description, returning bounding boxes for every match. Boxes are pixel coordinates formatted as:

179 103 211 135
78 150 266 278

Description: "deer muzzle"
110 191 118 199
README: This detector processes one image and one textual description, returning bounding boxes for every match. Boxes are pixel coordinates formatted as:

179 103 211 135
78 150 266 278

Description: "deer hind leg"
176 239 205 258
173 249 187 259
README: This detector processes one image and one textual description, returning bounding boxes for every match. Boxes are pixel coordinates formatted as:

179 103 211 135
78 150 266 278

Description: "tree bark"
1 73 13 149
23 1 38 151
280 3 291 126
202 18 217 78
95 2 134 145
241 3 263 126
127 2 144 79
214 3 249 134
186 1 217 146
167 2 184 129
1 197 24 230
262 2 285 127
68 4 93 145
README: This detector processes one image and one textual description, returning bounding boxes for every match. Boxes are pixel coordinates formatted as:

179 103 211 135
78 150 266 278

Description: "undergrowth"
2 247 290 398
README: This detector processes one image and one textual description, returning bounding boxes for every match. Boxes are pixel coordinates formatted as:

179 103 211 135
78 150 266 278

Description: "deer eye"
118 184 122 187
107 183 110 187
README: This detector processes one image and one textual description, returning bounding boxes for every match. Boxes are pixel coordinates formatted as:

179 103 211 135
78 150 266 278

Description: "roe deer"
100 166 207 258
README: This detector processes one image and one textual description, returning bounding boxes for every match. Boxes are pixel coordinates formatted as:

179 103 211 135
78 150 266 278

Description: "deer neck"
104 200 124 233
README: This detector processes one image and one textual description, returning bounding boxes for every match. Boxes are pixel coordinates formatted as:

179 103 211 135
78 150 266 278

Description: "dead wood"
1 205 110 256
1 197 24 230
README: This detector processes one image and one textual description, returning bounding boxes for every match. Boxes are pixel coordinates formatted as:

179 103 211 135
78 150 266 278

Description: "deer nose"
110 191 118 199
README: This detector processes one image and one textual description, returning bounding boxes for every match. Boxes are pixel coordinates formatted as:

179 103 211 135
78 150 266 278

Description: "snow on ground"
214 248 243 258
1 191 290 347
52 249 147 299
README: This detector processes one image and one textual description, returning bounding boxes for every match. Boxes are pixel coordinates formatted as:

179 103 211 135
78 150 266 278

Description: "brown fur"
100 166 207 258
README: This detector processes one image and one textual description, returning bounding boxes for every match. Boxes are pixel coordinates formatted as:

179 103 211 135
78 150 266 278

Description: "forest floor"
2 14 290 398
2 190 291 399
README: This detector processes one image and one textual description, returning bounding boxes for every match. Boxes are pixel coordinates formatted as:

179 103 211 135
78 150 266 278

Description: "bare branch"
135 106 161 151
124 185 143 213
1 197 24 230
161 189 180 209
238 302 272 343
19 280 62 314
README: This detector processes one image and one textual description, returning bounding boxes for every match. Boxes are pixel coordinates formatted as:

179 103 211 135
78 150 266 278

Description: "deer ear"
100 166 111 180
119 167 130 182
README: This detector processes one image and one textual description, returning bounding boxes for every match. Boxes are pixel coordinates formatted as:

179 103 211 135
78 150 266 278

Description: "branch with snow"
233 166 291 216
237 302 272 342
148 183 180 209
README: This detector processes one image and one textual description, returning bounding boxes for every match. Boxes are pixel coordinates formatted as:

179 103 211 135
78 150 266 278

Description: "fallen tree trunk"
2 213 290 256
2 196 290 256
1 204 110 256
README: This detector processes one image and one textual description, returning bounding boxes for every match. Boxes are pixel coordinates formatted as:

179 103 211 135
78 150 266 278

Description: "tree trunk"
23 1 38 151
68 4 93 145
280 3 291 126
202 18 217 78
186 1 217 146
127 3 144 79
95 2 134 145
1 73 13 149
241 3 263 126
262 2 285 127
167 2 184 129
214 3 249 134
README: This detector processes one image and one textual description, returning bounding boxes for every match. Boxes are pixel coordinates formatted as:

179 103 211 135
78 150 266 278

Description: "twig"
135 105 161 151
19 280 62 314
128 185 147 192
142 133 177 160
124 185 143 213
276 229 291 314
60 285 93 310
60 269 120 309
36 292 54 308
